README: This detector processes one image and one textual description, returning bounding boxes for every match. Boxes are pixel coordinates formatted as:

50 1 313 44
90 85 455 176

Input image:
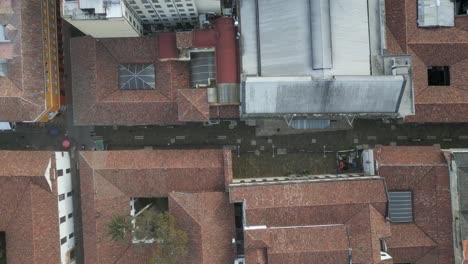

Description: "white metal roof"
242 75 406 115
239 0 371 77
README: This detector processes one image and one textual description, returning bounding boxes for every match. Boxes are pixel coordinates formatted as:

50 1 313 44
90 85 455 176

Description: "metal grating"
190 52 215 87
388 191 413 223
289 119 331 129
119 63 155 90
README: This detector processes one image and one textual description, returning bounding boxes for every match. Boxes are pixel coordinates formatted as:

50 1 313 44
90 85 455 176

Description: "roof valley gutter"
254 0 261 76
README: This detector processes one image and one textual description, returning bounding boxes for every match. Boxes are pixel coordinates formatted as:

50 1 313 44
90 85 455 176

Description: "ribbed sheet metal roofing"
242 75 406 115
239 0 371 77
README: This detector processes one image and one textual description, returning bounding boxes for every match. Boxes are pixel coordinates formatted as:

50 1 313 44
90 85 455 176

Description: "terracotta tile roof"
375 146 446 166
229 179 390 264
0 0 48 121
79 149 233 264
209 105 240 119
244 225 350 264
387 224 436 263
169 192 236 264
177 89 210 122
0 151 60 264
385 0 468 123
0 151 53 177
71 36 189 125
376 146 454 263
176 31 193 48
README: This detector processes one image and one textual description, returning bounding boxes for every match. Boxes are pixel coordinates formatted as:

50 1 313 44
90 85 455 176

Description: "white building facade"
55 152 76 264
62 0 222 38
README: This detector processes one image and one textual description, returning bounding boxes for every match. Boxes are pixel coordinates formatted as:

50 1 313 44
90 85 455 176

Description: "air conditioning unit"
234 258 245 264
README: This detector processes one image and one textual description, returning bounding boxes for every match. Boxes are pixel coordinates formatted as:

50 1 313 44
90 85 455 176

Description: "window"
136 10 143 14
119 64 156 90
151 14 157 17
141 0 148 3
186 3 193 6
388 191 413 223
69 233 74 239
59 193 65 201
67 191 73 197
167 4 173 7
155 4 161 8
68 213 73 219
144 5 151 8
172 14 177 17
0 232 6 263
179 9 185 12
148 10 155 13
169 9 176 12
176 4 183 7
133 5 140 9
428 66 450 86
60 216 66 224
57 169 63 177
160 14 167 17
152 0 159 3
181 13 187 16
60 236 67 245
188 8 194 11
66 168 71 174
456 0 468 15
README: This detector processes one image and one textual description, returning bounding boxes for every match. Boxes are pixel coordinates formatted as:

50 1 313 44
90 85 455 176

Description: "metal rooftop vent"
119 63 155 90
388 191 413 223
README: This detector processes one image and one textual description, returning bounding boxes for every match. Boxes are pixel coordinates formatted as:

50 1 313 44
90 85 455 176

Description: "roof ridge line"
170 192 203 228
93 40 120 101
96 170 127 196
111 243 133 264
413 166 434 188
95 40 171 103
413 247 437 263
412 222 438 247
179 89 209 119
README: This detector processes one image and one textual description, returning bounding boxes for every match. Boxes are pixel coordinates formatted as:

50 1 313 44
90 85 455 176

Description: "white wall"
65 18 140 38
55 152 76 264
194 0 221 14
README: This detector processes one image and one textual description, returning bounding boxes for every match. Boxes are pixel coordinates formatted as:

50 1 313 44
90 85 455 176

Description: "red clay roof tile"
79 149 234 264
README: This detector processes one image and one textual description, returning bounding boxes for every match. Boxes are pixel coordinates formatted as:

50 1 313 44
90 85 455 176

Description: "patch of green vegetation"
233 153 337 179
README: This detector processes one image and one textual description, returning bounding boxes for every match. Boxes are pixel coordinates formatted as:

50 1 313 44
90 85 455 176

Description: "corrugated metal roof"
217 83 240 104
455 153 468 168
243 75 406 115
239 0 258 76
417 0 455 27
389 191 414 223
455 152 468 238
190 52 215 87
311 0 332 70
239 0 371 77
289 119 331 129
